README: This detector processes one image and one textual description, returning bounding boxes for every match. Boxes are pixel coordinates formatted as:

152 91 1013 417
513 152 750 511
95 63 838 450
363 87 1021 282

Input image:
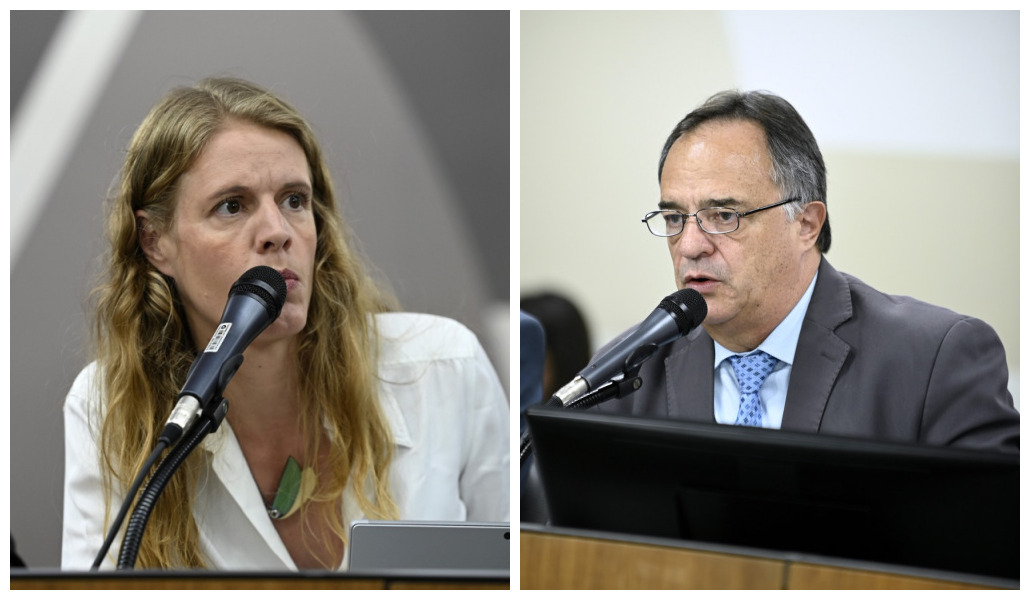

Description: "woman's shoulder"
66 361 102 405
64 361 105 438
374 312 481 365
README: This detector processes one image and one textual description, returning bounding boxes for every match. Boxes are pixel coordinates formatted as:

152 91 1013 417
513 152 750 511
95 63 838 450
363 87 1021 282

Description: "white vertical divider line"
11 10 142 264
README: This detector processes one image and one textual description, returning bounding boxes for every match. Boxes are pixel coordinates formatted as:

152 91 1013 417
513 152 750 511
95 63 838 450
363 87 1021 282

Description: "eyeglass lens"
648 208 738 236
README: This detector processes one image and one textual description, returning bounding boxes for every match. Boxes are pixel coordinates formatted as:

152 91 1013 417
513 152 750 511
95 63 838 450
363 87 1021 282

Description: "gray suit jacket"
597 258 1019 453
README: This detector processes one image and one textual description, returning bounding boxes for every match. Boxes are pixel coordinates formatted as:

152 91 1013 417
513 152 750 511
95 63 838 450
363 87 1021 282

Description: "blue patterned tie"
729 351 778 428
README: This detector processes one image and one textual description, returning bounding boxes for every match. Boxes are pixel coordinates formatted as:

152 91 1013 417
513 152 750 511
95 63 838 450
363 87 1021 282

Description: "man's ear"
135 210 174 277
797 200 826 247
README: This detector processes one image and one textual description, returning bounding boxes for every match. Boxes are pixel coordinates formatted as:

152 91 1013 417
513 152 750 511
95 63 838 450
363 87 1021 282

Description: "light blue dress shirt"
713 273 818 429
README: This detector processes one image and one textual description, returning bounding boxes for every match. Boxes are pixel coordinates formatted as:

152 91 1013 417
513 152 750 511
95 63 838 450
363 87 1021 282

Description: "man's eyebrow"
702 197 743 209
657 197 742 211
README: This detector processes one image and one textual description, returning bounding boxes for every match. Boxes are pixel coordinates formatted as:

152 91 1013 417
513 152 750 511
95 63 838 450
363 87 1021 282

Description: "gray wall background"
10 10 510 568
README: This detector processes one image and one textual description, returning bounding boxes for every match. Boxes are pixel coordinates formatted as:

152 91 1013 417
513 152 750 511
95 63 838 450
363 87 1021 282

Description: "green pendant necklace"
267 456 318 520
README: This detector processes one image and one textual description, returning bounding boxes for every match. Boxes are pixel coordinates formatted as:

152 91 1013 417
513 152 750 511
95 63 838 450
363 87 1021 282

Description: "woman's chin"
259 306 308 342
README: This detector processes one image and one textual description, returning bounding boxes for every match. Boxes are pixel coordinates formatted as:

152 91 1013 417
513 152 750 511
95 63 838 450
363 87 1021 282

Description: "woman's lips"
280 269 300 292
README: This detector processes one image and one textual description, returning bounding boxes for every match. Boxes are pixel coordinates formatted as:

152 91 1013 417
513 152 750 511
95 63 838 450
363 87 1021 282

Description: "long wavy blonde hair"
91 77 399 568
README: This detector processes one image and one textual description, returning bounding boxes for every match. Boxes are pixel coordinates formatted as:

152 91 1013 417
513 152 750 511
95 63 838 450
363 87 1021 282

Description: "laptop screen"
346 520 509 573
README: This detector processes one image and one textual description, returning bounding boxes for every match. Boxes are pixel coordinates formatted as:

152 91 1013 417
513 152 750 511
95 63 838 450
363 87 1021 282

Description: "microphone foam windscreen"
660 288 708 334
232 266 288 318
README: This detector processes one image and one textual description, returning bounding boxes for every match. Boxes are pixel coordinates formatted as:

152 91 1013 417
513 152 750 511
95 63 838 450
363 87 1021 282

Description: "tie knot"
729 351 778 394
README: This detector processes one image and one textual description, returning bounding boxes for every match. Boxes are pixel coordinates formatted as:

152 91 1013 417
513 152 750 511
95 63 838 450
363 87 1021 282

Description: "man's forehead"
669 120 768 162
660 120 775 208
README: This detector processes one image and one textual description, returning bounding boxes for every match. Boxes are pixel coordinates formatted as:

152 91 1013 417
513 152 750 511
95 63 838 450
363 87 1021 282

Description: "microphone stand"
115 397 229 570
519 363 645 467
565 374 644 410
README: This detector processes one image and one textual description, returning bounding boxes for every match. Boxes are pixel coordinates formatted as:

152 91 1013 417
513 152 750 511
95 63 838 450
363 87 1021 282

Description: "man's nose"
671 216 713 259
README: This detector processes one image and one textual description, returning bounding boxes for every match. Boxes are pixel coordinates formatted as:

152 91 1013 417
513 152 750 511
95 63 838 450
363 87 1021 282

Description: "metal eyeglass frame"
642 197 801 237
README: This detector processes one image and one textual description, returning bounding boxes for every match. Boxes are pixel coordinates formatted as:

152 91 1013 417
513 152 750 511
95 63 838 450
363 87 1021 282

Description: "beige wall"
520 11 1019 396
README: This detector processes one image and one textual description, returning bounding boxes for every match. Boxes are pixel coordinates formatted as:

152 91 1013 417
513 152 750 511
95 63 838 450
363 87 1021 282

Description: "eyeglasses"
642 198 800 237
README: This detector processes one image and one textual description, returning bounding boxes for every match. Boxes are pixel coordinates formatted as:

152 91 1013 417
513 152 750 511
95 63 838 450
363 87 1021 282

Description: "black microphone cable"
90 440 168 569
90 416 198 569
116 399 228 570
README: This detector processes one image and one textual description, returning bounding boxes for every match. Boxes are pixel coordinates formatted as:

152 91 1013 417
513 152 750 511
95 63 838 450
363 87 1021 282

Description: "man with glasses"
598 90 1018 452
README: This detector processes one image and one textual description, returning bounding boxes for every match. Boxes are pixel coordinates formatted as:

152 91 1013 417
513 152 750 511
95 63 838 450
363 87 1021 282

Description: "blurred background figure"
12 537 27 568
519 311 548 524
520 312 546 435
520 292 593 405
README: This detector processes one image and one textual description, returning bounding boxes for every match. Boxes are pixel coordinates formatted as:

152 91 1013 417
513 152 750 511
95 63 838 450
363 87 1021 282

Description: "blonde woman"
62 77 509 570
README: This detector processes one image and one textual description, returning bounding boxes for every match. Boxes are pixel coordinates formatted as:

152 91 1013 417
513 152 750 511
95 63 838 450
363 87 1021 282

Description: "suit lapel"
665 327 715 422
782 258 853 433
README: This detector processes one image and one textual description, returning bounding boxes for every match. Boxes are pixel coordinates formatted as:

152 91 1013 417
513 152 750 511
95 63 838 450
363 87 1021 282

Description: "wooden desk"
10 569 509 590
520 526 1013 590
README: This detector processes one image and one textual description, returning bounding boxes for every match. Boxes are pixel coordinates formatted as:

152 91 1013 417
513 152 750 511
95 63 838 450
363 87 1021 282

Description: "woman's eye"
216 198 243 215
282 193 308 210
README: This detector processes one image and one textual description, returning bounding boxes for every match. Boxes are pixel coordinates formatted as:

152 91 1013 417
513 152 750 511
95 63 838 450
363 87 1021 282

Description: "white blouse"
62 312 510 570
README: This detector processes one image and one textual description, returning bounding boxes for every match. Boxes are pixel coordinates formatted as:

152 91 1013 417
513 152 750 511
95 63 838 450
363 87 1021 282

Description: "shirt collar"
713 271 819 367
195 382 414 571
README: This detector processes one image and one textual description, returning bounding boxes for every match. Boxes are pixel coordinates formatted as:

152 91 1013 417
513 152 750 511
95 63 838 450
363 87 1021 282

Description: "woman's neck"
221 338 305 447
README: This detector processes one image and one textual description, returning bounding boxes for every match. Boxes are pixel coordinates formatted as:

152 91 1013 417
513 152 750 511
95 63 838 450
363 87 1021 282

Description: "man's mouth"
684 275 719 291
688 276 713 284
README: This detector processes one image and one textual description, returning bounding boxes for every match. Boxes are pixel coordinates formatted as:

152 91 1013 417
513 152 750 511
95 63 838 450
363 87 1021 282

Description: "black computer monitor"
526 407 1018 581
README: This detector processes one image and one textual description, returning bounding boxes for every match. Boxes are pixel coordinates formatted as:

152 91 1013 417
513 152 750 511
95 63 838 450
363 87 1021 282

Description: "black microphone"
552 288 707 406
161 265 288 444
